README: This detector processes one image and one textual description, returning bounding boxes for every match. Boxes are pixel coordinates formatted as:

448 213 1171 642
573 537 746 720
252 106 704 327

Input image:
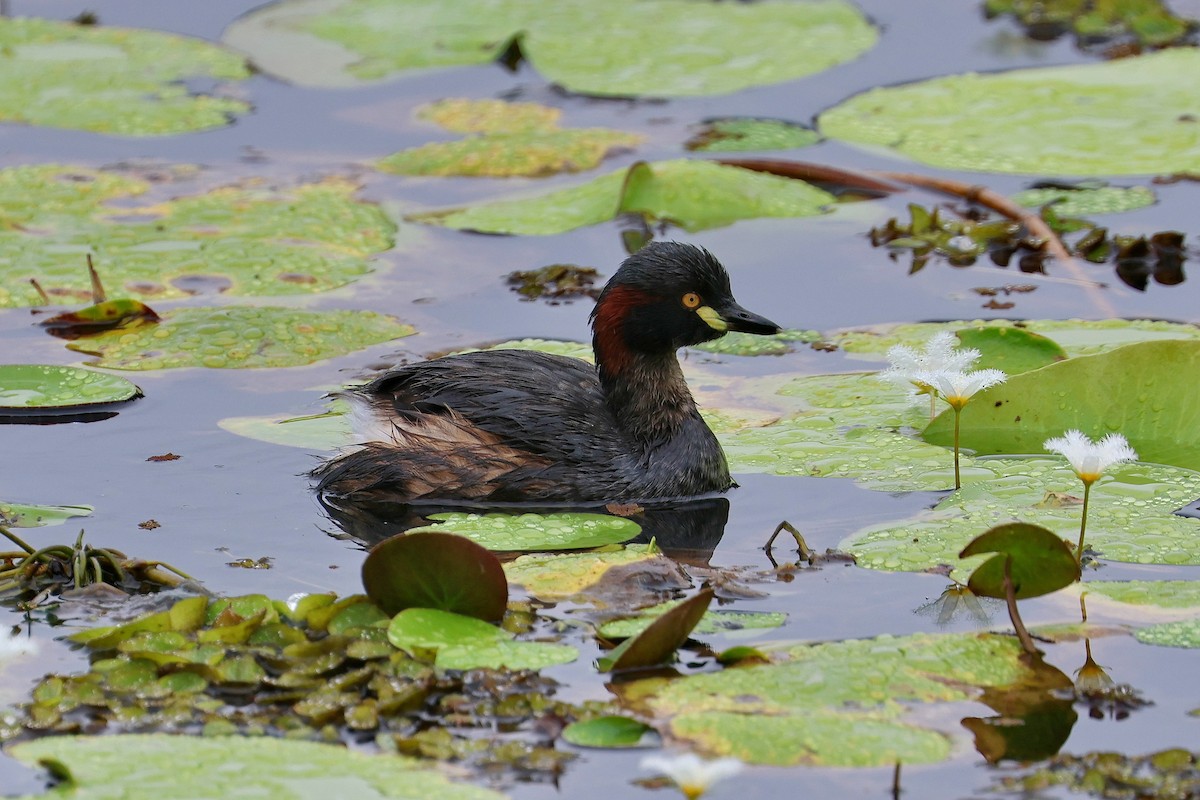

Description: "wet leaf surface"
996 747 1200 798
1012 185 1157 216
0 501 91 529
0 18 250 135
686 118 822 153
0 365 140 409
409 512 641 552
362 533 508 620
227 0 877 96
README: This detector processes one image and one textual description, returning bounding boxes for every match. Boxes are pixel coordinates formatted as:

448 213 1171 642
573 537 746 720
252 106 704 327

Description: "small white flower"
641 752 743 799
877 332 980 390
916 368 1008 410
0 632 36 662
1044 430 1138 485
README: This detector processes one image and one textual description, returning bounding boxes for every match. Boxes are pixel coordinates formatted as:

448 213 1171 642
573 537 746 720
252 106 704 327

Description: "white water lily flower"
917 368 1008 410
641 753 743 799
1044 430 1138 485
877 331 981 389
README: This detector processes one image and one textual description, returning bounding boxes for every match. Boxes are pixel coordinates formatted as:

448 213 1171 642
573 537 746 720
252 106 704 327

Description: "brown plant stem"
1003 556 1041 657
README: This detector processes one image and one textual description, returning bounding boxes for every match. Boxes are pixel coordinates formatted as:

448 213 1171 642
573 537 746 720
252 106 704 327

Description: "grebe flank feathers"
312 241 780 502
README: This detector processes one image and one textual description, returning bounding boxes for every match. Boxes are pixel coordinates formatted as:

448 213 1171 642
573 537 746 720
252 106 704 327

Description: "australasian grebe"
312 241 780 502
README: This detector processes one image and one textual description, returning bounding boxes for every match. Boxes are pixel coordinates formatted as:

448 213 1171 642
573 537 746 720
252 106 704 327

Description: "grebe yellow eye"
682 292 701 309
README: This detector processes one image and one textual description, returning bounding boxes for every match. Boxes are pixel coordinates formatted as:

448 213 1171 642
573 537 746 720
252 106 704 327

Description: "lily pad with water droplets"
388 608 578 670
598 601 787 639
0 167 399 308
1012 186 1157 216
924 340 1200 472
66 307 414 370
687 118 822 152
0 18 250 136
0 364 140 409
7 734 504 800
409 159 833 235
818 49 1200 176
623 632 1028 766
1134 619 1200 648
504 546 659 602
0 501 92 528
842 458 1200 573
409 512 640 552
226 0 877 96
1085 580 1200 610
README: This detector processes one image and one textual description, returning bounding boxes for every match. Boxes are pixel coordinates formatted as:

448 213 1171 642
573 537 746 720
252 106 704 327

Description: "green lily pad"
693 329 820 357
686 118 822 152
503 546 658 601
818 49 1200 175
1084 580 1200 610
625 632 1028 766
598 602 787 639
597 588 713 672
961 523 1081 600
0 364 140 409
7 734 504 800
0 501 91 528
379 130 643 177
388 608 578 670
1133 619 1200 648
226 0 877 96
561 716 657 748
409 159 833 235
954 327 1067 375
417 98 561 134
1012 186 1157 216
842 458 1200 572
0 167 398 309
0 18 250 136
924 340 1200 472
218 409 353 450
362 532 509 621
409 512 640 552
66 307 414 370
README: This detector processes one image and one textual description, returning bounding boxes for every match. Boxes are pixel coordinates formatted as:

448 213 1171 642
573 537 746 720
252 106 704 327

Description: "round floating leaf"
219 409 353 450
1085 580 1200 610
379 129 644 177
0 18 250 136
362 532 508 621
955 327 1067 375
687 118 821 152
0 501 91 529
924 340 1200 472
7 734 504 800
0 364 140 410
503 546 658 601
227 0 877 96
598 587 713 672
961 523 1081 600
561 716 657 748
1134 619 1200 648
409 512 640 552
66 306 414 370
1012 186 1156 216
436 640 578 670
819 49 1200 175
387 608 509 652
0 168 399 308
409 159 833 235
693 328 819 357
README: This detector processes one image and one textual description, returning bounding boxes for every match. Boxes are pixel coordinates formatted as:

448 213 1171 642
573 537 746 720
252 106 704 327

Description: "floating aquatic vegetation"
504 545 662 602
598 601 787 640
995 747 1200 797
226 0 877 96
0 365 141 417
378 99 642 177
597 588 713 672
1084 580 1200 610
506 264 602 302
409 160 834 235
819 49 1200 175
1012 184 1157 216
562 715 658 748
0 17 250 135
1134 619 1200 648
0 167 398 308
67 307 414 370
362 532 508 620
408 512 641 552
388 608 577 670
0 502 91 529
686 119 821 153
984 0 1197 52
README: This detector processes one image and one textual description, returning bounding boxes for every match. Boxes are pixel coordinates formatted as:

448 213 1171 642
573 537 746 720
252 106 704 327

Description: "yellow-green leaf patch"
409 512 640 552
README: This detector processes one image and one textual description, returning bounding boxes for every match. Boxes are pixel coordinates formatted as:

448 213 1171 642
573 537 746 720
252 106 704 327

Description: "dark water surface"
2 1 1199 798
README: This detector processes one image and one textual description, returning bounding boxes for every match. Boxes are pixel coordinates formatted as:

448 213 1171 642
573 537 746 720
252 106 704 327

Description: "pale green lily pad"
833 319 1200 362
1133 619 1200 648
388 608 577 670
693 329 820 357
218 409 353 450
410 512 640 552
0 364 140 408
1012 186 1157 216
379 130 643 177
599 602 787 639
671 711 951 767
504 546 658 601
0 167 399 308
954 327 1067 375
418 98 561 134
68 307 414 370
227 0 877 96
687 118 822 152
1085 580 1200 610
0 501 91 528
475 339 592 361
7 734 504 800
818 49 1200 176
561 716 657 748
924 340 1200 472
628 632 1026 767
409 159 833 235
842 458 1200 572
0 18 250 136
